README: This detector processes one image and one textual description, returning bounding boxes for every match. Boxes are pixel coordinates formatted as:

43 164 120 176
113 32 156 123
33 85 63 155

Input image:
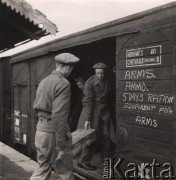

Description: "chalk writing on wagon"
126 45 162 67
122 92 174 104
124 69 156 80
125 82 149 92
122 102 173 115
135 115 157 128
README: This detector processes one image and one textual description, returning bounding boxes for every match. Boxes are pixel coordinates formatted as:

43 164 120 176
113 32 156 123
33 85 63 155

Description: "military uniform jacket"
77 75 115 139
33 70 71 150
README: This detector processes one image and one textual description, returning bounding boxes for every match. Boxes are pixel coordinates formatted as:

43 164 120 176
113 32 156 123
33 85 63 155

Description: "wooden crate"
72 129 96 157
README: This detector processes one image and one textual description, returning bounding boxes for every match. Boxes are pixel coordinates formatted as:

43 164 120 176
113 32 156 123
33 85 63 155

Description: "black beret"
92 62 108 69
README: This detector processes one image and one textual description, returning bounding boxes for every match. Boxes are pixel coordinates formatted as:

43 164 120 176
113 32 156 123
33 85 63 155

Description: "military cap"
55 53 79 64
92 62 108 69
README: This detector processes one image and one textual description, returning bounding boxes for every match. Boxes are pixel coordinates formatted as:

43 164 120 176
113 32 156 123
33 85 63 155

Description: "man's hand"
84 121 90 130
56 150 65 161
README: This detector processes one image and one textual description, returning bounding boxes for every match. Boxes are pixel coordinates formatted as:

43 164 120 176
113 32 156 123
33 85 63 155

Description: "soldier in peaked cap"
77 62 116 170
30 53 79 180
55 52 79 64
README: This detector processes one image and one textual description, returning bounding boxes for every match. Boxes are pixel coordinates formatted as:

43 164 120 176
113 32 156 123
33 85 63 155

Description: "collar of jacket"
94 74 106 85
51 70 65 77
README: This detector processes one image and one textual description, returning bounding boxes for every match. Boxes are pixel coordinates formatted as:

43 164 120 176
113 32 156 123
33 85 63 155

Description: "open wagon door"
116 24 175 179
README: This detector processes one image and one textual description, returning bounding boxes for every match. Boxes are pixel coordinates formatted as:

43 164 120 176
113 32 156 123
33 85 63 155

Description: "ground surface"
0 142 57 180
73 153 104 180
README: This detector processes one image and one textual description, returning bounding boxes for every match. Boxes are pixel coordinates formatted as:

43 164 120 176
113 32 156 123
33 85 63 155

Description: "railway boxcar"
9 2 176 179
10 39 116 158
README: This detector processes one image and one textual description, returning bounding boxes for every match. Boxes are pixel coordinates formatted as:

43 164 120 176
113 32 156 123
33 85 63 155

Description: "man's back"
30 52 79 180
33 70 70 114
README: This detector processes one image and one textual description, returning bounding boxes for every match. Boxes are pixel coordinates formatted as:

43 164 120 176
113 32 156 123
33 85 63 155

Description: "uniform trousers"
30 130 74 180
79 118 110 164
79 134 110 164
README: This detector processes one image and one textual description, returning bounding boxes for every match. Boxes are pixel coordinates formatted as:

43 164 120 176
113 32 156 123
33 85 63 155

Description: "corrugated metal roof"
1 0 57 35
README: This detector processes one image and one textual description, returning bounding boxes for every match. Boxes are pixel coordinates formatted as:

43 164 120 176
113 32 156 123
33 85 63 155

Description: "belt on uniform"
37 117 55 132
39 117 50 122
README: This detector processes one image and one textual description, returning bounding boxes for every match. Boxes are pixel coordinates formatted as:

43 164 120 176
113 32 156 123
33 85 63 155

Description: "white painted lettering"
146 118 152 126
131 71 136 79
159 107 173 115
126 49 143 58
141 117 146 125
150 48 156 55
126 45 161 67
124 69 155 80
123 103 156 112
135 116 157 128
153 120 157 128
123 93 127 101
126 56 161 67
147 94 174 104
125 71 131 79
125 82 148 92
122 93 144 102
146 69 156 79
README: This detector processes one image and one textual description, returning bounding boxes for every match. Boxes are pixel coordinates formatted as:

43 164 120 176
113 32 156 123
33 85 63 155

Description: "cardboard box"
72 129 96 157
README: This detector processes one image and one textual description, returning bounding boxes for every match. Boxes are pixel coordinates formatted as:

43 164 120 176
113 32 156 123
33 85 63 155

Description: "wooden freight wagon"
10 32 116 158
9 2 176 179
115 4 176 180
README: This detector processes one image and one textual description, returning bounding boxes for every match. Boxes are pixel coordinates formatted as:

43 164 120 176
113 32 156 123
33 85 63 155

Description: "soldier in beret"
30 53 79 180
77 62 116 170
